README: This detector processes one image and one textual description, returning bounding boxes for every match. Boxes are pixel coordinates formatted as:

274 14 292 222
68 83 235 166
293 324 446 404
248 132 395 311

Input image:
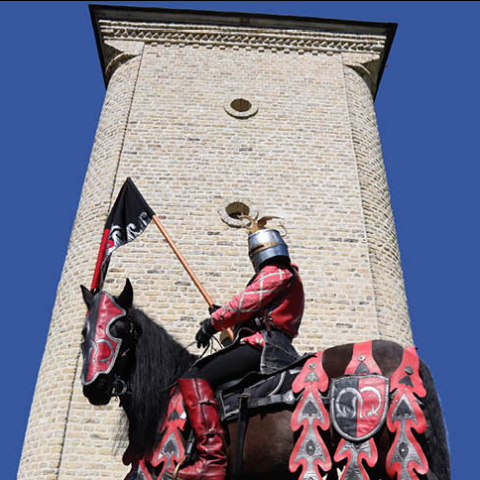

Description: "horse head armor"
80 279 134 404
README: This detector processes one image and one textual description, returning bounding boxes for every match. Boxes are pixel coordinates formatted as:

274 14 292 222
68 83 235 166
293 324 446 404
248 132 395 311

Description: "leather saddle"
215 353 314 423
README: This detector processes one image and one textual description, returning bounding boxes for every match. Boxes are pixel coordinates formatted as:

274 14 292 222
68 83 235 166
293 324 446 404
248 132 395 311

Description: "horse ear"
118 278 134 310
81 285 94 309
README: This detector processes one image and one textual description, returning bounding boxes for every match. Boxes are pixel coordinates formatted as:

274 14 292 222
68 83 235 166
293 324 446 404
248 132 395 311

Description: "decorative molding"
343 59 382 94
105 52 138 83
344 62 372 79
99 20 386 56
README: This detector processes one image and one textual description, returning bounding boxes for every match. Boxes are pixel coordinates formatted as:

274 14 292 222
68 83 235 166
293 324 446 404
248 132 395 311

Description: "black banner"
91 178 155 291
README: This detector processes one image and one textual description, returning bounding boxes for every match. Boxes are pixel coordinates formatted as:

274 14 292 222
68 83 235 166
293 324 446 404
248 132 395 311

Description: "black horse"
80 280 450 480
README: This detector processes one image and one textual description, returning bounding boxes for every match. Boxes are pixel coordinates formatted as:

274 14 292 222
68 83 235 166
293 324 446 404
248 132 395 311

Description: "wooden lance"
152 215 234 341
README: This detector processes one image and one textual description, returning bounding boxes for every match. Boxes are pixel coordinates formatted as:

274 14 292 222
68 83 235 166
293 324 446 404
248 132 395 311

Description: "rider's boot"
172 378 227 480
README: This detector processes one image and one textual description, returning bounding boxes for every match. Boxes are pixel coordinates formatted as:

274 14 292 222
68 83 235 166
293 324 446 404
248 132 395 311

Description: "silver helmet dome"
248 228 290 271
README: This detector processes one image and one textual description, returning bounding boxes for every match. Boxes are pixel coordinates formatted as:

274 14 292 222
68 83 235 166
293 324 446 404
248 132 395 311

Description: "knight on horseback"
79 185 450 480
170 224 305 480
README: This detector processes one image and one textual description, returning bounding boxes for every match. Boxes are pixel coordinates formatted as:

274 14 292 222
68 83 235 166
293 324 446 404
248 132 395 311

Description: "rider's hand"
195 318 216 348
208 304 221 315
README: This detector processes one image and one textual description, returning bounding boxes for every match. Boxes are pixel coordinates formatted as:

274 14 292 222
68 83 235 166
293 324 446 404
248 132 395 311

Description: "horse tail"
419 359 451 480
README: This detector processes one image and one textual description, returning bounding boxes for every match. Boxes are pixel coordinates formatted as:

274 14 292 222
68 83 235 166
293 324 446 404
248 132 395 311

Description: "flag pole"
152 215 234 341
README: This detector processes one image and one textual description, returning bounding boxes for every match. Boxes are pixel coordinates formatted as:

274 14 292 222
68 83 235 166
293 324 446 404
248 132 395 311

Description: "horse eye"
111 319 133 339
112 322 126 336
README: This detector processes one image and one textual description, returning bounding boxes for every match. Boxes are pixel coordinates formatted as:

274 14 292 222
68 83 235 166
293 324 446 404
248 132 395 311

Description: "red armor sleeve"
210 265 293 332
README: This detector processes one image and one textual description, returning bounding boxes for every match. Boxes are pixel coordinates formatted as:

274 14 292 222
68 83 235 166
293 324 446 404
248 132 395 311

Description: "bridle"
110 314 136 399
112 374 130 397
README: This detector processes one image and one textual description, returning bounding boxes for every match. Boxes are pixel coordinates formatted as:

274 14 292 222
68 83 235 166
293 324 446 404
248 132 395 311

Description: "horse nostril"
88 395 111 406
83 378 113 405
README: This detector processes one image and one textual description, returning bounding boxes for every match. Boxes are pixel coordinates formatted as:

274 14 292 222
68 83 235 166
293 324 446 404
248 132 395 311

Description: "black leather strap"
234 393 250 480
249 391 296 409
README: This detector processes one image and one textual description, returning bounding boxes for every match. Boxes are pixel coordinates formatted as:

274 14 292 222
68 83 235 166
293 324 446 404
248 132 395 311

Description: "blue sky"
2 2 478 478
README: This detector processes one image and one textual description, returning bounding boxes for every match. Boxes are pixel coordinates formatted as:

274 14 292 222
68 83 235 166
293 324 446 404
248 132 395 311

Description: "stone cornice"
99 20 387 57
90 5 396 97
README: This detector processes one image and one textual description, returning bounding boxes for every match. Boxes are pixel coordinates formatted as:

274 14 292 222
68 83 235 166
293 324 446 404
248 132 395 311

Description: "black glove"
208 304 221 315
195 318 217 348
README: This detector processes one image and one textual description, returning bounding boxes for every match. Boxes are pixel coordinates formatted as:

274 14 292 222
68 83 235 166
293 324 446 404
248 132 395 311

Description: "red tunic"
211 264 304 348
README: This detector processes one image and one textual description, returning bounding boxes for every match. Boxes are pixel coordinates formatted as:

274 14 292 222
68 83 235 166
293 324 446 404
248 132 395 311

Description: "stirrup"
162 457 185 480
172 457 186 480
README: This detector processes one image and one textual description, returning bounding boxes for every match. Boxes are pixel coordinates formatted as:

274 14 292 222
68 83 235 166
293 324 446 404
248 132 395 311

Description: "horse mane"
122 306 197 457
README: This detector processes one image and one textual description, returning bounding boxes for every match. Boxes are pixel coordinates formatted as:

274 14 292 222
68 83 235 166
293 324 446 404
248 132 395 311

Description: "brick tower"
19 6 410 479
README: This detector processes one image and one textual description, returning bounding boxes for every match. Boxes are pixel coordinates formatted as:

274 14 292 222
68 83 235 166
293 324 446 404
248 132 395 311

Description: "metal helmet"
248 228 290 271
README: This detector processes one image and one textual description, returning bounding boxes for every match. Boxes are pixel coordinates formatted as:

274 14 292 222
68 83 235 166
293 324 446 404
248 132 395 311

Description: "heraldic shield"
330 374 389 442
